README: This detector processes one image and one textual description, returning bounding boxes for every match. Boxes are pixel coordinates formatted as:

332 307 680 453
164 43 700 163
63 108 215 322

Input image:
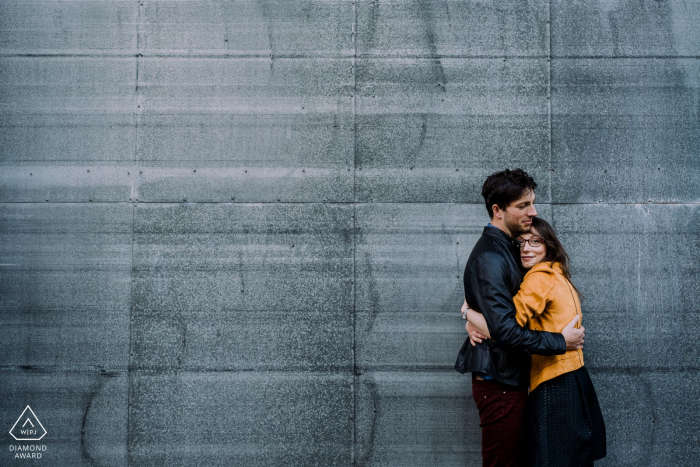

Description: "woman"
465 217 606 467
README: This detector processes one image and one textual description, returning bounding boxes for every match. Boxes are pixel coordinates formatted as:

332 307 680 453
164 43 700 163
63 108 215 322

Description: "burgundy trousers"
471 374 528 467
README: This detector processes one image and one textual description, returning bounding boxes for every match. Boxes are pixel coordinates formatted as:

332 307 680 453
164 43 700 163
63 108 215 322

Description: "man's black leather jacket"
462 226 567 387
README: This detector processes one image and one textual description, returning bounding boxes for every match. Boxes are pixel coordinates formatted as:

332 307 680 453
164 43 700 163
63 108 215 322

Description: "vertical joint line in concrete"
134 0 142 167
132 0 143 205
128 3 142 464
352 3 357 204
127 204 135 466
351 204 357 465
546 1 553 205
351 1 357 464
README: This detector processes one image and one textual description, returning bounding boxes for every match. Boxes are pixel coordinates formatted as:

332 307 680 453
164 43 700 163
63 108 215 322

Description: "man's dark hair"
481 168 537 218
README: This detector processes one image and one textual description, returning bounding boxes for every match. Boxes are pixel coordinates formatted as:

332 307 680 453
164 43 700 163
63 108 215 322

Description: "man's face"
499 190 537 236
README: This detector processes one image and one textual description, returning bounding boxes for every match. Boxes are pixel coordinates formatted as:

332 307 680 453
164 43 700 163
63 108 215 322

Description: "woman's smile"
517 230 547 268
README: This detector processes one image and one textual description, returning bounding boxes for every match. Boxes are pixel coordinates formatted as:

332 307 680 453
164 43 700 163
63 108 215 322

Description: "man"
461 168 584 467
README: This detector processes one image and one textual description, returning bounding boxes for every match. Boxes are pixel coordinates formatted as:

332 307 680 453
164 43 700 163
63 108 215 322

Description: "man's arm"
461 298 488 345
470 252 566 356
468 305 584 350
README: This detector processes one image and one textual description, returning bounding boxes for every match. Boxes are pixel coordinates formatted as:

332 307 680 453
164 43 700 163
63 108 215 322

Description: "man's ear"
492 204 503 219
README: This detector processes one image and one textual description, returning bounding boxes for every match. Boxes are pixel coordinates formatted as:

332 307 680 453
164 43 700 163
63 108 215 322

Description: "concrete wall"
0 1 698 465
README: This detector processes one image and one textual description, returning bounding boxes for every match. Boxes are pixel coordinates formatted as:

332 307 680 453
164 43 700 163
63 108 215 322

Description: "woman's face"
517 229 547 269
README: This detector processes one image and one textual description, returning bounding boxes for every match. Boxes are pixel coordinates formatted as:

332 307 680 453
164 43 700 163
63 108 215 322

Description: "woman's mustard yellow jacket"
514 261 585 392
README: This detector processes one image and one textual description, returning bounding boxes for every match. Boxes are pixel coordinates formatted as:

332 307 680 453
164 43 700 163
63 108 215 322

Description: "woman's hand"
466 321 488 346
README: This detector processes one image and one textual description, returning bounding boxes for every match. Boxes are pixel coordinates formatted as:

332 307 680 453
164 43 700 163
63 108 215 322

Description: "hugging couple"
456 168 606 467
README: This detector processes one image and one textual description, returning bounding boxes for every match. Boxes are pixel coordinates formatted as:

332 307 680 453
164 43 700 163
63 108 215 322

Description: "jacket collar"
482 225 520 249
528 261 564 275
482 226 525 274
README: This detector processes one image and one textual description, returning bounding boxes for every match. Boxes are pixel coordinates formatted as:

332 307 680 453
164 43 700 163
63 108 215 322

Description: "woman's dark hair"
530 217 585 300
482 168 537 218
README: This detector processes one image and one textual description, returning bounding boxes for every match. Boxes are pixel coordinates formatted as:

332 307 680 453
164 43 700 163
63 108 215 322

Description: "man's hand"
466 321 488 346
562 315 585 350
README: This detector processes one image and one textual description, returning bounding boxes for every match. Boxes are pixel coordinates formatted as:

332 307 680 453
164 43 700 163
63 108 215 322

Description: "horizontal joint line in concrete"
590 366 700 373
130 368 353 375
2 53 699 60
356 366 700 374
355 54 549 59
550 55 700 60
3 365 695 374
355 366 456 373
0 366 354 375
0 53 600 60
0 52 354 60
0 365 122 374
0 201 698 206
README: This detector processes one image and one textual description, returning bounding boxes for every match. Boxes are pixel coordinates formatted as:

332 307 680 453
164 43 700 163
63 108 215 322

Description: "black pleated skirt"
525 366 606 467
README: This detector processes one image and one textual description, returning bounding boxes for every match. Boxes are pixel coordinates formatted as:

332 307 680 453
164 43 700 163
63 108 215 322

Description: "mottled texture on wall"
1 1 698 466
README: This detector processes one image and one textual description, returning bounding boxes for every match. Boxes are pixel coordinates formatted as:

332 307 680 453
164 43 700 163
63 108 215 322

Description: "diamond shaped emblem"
9 406 47 441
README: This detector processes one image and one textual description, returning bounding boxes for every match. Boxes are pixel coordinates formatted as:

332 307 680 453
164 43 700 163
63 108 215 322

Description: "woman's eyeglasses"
515 236 543 248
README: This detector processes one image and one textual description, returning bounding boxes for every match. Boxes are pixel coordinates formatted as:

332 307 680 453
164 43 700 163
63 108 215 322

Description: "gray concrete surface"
1 0 699 466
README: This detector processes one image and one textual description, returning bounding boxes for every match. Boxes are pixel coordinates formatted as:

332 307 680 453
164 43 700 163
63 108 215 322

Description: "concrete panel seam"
1 201 697 206
352 1 358 463
550 55 700 59
547 0 553 204
2 53 697 59
127 203 135 467
0 366 122 374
